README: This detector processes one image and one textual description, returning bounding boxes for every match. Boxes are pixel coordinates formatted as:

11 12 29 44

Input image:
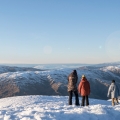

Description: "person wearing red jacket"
78 75 90 106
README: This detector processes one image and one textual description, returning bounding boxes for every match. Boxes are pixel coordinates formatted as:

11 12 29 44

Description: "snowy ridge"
0 64 120 99
0 68 72 86
100 66 120 72
0 66 43 74
33 64 88 70
0 95 120 120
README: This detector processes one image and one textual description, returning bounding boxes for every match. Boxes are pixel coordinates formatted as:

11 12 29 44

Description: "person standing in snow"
107 80 119 106
67 70 80 106
78 75 90 106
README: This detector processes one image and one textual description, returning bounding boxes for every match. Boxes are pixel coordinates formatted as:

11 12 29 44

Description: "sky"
0 0 120 64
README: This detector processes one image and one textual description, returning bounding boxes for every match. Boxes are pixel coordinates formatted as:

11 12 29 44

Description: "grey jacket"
67 72 78 92
107 83 119 98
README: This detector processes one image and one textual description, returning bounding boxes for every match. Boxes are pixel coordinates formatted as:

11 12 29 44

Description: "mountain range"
0 62 120 100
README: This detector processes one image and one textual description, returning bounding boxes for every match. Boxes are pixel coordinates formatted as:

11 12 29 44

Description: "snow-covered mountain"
0 95 120 120
0 63 120 99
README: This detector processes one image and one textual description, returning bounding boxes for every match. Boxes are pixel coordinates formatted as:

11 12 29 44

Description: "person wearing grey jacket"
107 80 119 106
67 70 80 106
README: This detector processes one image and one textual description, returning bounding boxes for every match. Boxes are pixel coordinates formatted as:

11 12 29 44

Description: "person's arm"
78 81 82 94
76 75 78 83
67 76 69 81
107 85 111 97
67 74 70 81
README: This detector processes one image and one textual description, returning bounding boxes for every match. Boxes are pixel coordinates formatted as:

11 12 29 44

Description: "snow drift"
0 95 120 120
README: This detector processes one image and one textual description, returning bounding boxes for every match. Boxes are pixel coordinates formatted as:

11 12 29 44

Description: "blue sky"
0 0 120 64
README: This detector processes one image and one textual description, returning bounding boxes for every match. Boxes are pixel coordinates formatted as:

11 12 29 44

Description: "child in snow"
107 80 119 106
78 75 90 106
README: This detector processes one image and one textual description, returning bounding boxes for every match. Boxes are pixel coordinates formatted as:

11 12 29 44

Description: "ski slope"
0 95 120 120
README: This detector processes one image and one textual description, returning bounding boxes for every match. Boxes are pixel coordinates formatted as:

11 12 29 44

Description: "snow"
0 68 74 88
0 65 120 89
0 95 120 120
0 67 97 84
100 66 120 72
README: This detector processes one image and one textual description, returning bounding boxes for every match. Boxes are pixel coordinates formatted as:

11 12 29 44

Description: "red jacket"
78 78 90 96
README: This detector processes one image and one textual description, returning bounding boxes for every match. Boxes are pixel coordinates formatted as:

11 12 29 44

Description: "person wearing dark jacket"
107 80 119 106
78 75 90 106
67 70 80 106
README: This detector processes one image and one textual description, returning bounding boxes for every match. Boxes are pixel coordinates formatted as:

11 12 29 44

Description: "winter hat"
112 80 115 83
82 75 85 78
73 70 76 73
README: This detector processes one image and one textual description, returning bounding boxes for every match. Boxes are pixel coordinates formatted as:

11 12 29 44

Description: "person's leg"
85 95 89 106
68 91 73 105
116 98 119 104
81 96 85 106
112 98 115 106
115 98 119 105
74 91 80 106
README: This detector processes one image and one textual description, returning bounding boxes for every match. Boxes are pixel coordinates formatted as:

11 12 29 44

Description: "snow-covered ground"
0 95 120 120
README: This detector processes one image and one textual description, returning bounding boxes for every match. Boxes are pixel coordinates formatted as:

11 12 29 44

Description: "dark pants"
81 96 89 106
68 90 80 105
